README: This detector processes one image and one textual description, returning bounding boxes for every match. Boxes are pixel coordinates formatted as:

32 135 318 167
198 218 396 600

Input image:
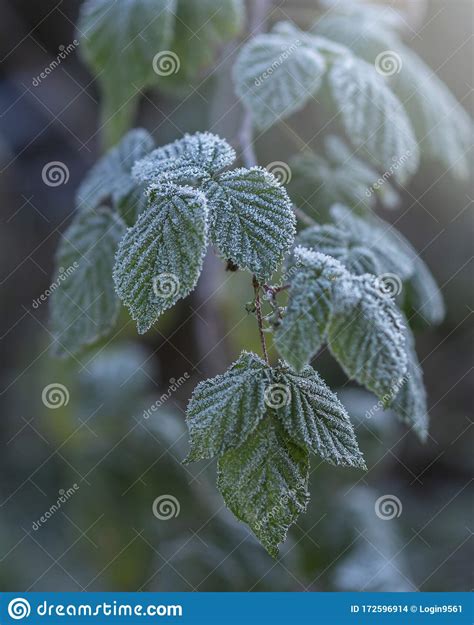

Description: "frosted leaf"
298 224 381 276
297 205 444 327
290 135 400 215
78 0 176 141
275 248 347 371
366 214 445 326
77 128 154 224
391 323 428 441
405 257 445 328
233 22 327 130
328 56 419 184
274 363 366 468
113 184 208 333
327 274 408 404
315 6 473 180
165 0 244 88
298 204 415 279
50 208 126 357
392 47 473 181
207 167 296 280
132 131 236 187
185 352 269 462
217 418 309 557
338 207 445 327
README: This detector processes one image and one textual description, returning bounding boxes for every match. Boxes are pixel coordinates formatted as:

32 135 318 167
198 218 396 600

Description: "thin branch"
238 0 272 168
253 276 270 364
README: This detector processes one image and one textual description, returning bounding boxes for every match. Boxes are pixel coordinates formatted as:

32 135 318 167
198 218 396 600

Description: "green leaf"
315 5 473 179
233 22 327 130
185 352 269 462
275 248 347 371
166 0 244 88
365 214 444 328
50 207 126 357
78 0 177 144
185 348 366 554
77 128 154 224
290 135 400 216
300 205 444 328
392 47 473 180
274 363 366 468
295 224 380 276
217 418 310 557
297 204 414 279
335 206 444 327
327 274 408 404
391 324 428 441
328 55 419 183
132 131 236 187
405 257 445 328
113 184 208 333
207 167 296 280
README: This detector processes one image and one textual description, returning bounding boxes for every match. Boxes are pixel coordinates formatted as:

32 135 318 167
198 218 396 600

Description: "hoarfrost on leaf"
207 167 296 280
290 135 400 216
50 207 126 357
274 363 366 468
233 22 327 130
327 274 408 404
390 320 429 441
132 131 236 187
296 204 414 279
328 55 419 183
217 418 310 557
275 248 347 370
315 3 473 179
185 352 269 461
76 128 154 223
113 184 208 333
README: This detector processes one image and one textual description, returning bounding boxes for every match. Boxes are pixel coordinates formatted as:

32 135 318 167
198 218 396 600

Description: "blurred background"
0 0 472 592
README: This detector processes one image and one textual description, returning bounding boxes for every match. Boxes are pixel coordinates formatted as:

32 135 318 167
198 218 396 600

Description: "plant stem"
239 0 272 365
253 276 270 364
